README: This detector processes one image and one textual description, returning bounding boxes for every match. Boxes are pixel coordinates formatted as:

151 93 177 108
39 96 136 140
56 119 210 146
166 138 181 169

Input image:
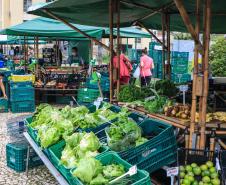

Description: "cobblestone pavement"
0 112 59 185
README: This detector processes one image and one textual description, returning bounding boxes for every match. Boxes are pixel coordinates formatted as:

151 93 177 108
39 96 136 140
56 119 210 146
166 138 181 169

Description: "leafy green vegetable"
106 117 143 151
61 132 100 169
38 127 60 148
72 158 103 183
90 174 108 185
118 85 143 102
136 137 149 146
154 79 178 97
78 132 100 153
103 164 125 179
144 96 168 113
60 145 78 168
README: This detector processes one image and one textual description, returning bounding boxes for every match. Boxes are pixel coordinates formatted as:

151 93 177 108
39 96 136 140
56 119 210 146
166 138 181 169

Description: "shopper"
113 50 132 85
0 73 7 99
140 48 154 87
67 47 84 67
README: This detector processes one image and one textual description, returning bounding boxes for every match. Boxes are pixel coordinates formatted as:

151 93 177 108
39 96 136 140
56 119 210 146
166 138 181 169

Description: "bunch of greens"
72 158 125 185
106 117 147 151
60 132 101 169
118 85 143 102
154 79 178 97
144 96 168 114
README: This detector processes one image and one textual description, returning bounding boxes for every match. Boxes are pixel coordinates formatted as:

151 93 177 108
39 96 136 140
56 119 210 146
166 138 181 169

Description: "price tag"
179 85 188 92
130 165 137 175
167 167 179 177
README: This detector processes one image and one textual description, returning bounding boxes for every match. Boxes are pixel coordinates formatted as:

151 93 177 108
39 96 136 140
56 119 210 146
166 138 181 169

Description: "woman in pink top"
140 48 154 87
113 51 132 85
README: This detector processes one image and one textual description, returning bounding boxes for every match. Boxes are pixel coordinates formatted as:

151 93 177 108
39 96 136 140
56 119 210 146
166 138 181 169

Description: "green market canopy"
28 0 226 34
0 17 151 39
0 35 46 45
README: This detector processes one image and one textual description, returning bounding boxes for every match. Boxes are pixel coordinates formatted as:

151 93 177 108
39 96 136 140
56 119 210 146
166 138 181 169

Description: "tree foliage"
210 37 226 77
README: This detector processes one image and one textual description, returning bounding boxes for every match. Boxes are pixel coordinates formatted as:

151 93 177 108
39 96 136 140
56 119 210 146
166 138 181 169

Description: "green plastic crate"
25 117 40 145
77 88 100 103
171 65 188 74
171 51 189 59
10 87 35 102
171 58 189 65
48 140 109 185
6 142 43 172
139 145 177 173
71 152 152 185
11 100 35 113
56 96 72 104
0 98 9 112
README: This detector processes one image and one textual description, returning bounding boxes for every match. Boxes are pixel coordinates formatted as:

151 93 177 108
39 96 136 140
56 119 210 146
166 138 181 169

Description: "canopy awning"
0 35 46 45
0 17 151 39
28 0 226 34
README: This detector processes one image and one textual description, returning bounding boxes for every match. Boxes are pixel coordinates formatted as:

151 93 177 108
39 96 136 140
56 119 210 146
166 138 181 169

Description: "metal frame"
24 132 69 185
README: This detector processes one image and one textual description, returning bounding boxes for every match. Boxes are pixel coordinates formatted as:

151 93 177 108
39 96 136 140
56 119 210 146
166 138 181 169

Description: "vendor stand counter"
24 132 69 185
117 102 226 136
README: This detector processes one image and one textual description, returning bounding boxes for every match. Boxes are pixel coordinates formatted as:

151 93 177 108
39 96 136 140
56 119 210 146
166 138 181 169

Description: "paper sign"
167 167 179 177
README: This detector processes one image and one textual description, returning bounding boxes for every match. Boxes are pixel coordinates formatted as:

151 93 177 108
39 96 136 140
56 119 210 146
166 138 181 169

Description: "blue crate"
6 141 43 172
10 87 35 102
0 98 9 112
10 81 33 89
11 100 35 113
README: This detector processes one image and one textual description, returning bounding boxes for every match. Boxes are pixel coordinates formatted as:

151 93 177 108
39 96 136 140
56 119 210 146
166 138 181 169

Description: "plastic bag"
133 66 140 79
105 119 142 152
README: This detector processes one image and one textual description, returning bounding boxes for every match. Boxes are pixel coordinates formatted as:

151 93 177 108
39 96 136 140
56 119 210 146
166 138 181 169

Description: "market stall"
0 17 151 105
23 0 226 184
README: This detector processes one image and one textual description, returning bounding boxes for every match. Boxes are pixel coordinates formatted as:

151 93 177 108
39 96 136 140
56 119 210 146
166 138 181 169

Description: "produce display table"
35 88 78 104
23 132 69 185
117 102 226 136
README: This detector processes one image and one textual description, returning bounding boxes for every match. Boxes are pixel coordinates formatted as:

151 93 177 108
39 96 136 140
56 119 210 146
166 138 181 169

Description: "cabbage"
103 164 125 179
60 145 78 168
78 132 100 152
90 174 108 185
56 119 74 135
39 127 60 148
72 158 103 183
64 132 85 148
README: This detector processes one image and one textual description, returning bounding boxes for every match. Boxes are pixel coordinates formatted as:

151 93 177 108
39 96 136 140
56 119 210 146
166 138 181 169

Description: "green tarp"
0 17 150 39
0 35 46 45
28 0 226 34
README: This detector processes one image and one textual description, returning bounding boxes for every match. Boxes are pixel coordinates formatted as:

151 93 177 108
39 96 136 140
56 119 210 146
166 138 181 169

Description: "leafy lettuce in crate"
106 116 148 151
61 132 101 169
72 157 125 185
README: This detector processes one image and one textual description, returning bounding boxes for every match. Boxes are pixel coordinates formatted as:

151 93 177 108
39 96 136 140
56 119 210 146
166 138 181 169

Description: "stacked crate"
6 141 42 172
10 81 35 113
171 51 191 83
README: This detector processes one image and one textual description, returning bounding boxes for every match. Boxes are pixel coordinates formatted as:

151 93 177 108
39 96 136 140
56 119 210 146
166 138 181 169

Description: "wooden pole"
116 0 121 99
136 22 167 50
42 9 110 51
109 0 114 102
173 0 203 53
166 14 171 79
189 0 201 149
162 13 166 79
199 0 211 150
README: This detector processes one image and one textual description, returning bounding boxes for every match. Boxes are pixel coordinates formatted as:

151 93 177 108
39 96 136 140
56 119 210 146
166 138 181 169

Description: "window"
24 0 32 12
136 38 141 44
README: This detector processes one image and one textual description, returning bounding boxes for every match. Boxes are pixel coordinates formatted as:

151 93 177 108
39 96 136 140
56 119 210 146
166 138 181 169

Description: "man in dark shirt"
67 47 84 67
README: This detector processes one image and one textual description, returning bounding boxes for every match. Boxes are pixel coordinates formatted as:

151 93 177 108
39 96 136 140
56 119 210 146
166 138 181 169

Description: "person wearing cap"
140 48 154 87
0 73 7 99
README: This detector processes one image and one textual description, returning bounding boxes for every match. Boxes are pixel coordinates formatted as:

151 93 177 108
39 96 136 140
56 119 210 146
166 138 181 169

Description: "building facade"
0 0 52 29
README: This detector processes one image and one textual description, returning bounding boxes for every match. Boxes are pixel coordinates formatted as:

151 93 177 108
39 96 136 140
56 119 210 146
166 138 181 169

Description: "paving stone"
0 112 59 185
